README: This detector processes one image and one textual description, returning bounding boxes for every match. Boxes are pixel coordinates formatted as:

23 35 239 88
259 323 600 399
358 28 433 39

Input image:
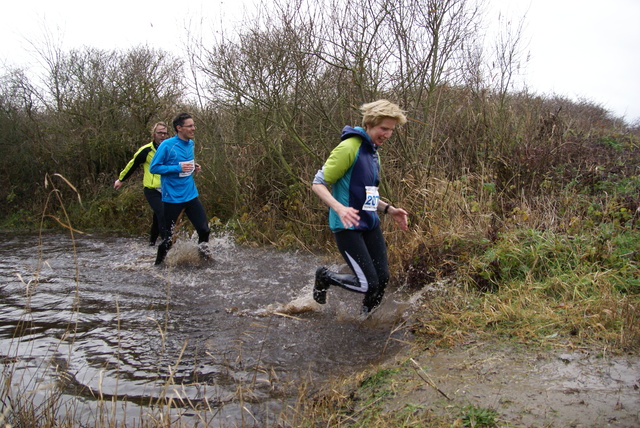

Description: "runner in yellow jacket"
114 122 169 246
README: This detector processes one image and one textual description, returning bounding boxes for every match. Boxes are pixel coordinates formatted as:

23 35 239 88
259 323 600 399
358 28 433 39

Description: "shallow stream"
0 231 411 426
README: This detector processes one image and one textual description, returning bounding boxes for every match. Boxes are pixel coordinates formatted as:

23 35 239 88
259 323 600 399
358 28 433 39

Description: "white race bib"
179 160 195 177
362 186 380 211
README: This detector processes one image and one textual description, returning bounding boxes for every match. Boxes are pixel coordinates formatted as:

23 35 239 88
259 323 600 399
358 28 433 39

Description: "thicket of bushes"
1 0 639 350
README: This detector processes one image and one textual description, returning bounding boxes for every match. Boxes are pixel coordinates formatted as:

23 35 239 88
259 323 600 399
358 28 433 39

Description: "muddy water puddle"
0 231 411 426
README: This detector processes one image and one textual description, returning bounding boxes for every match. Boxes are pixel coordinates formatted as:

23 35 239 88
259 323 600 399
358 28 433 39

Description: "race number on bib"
179 160 195 177
362 186 380 211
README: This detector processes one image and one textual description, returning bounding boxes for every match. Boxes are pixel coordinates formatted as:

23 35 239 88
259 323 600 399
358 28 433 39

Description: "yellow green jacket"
118 141 161 189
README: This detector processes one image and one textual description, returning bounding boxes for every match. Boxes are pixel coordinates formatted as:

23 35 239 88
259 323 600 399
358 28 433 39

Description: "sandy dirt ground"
384 342 640 427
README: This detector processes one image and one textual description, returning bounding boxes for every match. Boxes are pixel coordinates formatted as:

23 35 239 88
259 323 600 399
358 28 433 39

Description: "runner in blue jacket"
150 113 211 265
312 100 409 315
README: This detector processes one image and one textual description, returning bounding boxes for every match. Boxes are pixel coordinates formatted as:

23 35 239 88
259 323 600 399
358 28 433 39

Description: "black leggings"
143 187 167 243
155 197 210 264
333 226 389 308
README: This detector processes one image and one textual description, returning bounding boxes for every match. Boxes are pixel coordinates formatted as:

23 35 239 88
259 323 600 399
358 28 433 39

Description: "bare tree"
33 45 184 184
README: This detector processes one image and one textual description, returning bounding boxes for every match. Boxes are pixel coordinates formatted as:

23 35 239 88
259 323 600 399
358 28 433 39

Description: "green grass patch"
460 404 498 427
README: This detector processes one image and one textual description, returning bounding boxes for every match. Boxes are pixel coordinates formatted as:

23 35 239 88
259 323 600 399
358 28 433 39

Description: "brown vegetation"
1 0 639 425
2 0 639 345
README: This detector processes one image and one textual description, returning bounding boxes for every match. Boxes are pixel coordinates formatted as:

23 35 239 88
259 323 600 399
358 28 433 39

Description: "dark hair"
172 112 192 132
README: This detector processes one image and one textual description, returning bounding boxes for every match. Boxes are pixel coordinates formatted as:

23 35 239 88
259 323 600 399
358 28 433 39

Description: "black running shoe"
360 304 379 319
313 267 330 304
361 305 371 318
198 243 213 261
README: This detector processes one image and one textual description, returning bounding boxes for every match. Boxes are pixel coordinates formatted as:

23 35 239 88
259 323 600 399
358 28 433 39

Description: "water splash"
0 231 412 426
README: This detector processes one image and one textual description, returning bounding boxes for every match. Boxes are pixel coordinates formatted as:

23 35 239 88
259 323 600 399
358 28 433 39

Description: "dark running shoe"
313 267 330 304
360 305 378 320
154 244 169 266
361 305 371 315
198 242 213 261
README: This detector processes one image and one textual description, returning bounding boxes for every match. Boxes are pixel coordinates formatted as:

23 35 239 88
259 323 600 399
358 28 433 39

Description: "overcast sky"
491 0 640 123
2 0 639 123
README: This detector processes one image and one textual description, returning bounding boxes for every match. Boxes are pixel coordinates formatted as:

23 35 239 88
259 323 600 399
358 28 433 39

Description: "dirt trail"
386 342 640 427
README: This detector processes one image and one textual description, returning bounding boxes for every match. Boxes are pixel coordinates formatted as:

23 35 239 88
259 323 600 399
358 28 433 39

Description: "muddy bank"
373 341 640 427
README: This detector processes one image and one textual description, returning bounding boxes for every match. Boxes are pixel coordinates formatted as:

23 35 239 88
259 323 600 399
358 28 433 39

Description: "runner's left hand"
389 206 409 230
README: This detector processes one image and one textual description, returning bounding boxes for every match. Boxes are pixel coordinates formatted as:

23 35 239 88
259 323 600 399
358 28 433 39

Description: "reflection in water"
0 231 411 426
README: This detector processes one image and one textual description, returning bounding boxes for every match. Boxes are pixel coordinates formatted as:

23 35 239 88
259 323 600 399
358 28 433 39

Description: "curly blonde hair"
360 99 407 128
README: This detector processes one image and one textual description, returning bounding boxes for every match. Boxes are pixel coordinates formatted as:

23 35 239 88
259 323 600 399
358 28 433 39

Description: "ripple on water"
0 231 413 426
